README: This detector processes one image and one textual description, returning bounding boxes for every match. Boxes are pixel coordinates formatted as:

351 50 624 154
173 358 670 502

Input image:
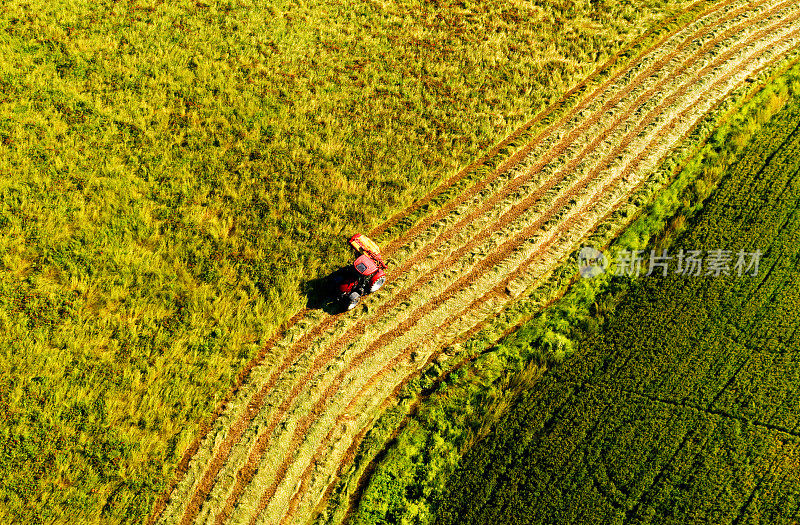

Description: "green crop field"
435 72 800 524
0 0 695 523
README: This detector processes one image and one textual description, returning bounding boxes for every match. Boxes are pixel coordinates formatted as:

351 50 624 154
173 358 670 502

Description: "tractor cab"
353 254 379 276
336 234 388 311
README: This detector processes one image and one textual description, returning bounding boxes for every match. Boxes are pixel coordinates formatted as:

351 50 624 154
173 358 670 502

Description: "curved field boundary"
151 1 800 523
265 16 800 525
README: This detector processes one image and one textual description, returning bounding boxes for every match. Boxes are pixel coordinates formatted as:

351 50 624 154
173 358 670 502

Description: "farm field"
0 0 689 522
152 1 800 524
436 74 800 524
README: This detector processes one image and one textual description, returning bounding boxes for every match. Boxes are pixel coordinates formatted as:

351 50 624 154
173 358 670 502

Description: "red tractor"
335 233 387 311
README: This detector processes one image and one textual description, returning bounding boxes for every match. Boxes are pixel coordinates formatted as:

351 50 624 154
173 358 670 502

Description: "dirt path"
151 1 800 523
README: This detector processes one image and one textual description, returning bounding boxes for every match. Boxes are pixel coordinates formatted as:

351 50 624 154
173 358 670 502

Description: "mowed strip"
155 2 800 520
254 11 800 525
148 9 705 520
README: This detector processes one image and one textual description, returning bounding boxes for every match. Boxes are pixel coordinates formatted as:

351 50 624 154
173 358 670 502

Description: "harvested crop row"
153 1 800 523
258 20 800 525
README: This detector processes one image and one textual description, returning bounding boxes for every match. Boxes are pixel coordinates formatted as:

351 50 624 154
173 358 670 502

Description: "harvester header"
348 233 386 269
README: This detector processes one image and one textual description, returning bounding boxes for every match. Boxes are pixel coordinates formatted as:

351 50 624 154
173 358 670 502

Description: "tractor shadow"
304 266 351 315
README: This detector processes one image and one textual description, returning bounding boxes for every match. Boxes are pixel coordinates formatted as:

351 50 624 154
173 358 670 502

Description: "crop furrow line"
624 388 800 438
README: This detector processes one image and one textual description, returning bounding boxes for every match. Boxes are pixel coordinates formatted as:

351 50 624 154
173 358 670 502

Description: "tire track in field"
624 389 800 438
212 3 797 521
200 4 756 522
161 6 737 522
271 20 800 524
155 2 800 520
